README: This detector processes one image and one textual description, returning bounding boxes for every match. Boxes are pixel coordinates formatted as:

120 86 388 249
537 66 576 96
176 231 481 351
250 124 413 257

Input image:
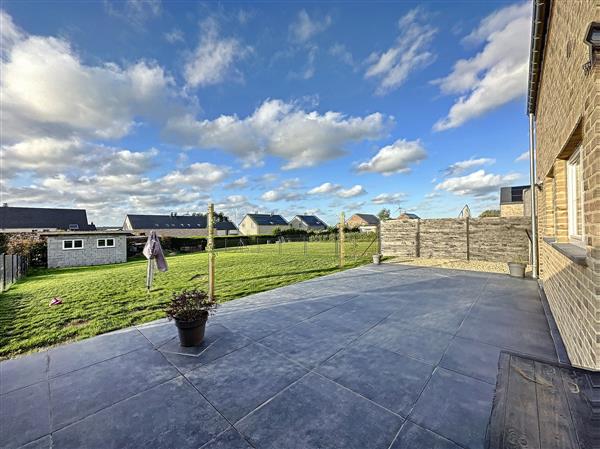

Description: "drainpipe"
529 113 539 278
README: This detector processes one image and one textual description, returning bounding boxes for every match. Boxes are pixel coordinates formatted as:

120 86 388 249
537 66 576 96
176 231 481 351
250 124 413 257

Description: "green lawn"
0 240 377 358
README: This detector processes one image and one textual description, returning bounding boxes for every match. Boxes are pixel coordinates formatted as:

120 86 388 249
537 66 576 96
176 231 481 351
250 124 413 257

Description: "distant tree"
479 209 500 218
377 208 391 221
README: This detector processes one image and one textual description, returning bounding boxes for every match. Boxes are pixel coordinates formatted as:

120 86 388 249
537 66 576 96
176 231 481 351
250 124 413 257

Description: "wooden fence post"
416 219 421 258
465 217 470 261
339 212 345 267
207 203 215 300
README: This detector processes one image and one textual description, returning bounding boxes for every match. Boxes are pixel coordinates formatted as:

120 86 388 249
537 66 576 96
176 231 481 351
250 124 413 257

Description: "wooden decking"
487 352 600 449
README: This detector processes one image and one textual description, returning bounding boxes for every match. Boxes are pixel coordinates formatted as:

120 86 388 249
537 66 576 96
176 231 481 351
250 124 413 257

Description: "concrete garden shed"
42 231 131 268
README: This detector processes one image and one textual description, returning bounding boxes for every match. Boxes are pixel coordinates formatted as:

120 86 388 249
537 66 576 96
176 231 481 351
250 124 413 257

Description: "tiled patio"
0 264 559 449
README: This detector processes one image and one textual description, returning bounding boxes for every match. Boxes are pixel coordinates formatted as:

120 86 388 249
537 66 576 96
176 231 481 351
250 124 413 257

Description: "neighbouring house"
238 214 289 235
499 185 531 217
289 215 328 231
528 1 599 370
346 213 380 232
42 231 130 268
122 213 239 237
0 205 96 233
397 212 420 220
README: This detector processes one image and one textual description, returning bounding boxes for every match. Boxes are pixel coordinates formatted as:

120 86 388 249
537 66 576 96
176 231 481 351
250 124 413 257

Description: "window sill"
542 237 587 266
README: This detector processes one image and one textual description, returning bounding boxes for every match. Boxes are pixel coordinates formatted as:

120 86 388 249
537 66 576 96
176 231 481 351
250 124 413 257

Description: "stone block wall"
47 234 127 268
381 217 530 263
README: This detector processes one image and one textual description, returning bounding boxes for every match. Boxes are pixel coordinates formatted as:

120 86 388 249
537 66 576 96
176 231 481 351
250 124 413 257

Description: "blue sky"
0 0 532 226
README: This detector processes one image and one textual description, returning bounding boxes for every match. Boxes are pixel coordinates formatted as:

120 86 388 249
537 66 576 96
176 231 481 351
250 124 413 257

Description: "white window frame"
97 238 115 248
567 148 584 244
62 239 84 250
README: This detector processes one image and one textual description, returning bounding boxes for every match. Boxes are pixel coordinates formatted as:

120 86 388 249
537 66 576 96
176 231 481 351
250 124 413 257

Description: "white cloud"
433 2 530 131
164 28 184 44
161 162 230 186
1 15 180 143
357 139 427 175
104 0 162 27
435 169 520 197
184 18 251 88
337 185 366 198
165 99 388 168
308 182 340 195
225 176 249 189
1 137 158 177
444 157 495 176
289 45 318 80
289 10 331 43
364 8 436 95
372 192 406 204
261 189 301 202
329 43 355 68
515 151 529 162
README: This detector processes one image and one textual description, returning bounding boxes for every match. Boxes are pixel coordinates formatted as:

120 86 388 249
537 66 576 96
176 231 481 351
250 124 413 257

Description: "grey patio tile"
0 381 50 449
52 377 229 449
158 324 252 372
215 308 299 340
48 328 151 378
316 344 433 417
388 302 472 334
236 373 403 449
409 368 494 449
479 292 545 314
260 321 356 368
439 336 502 385
136 319 176 346
359 320 453 365
50 347 179 430
467 302 551 334
456 315 557 360
390 421 463 449
0 350 48 394
200 428 254 449
186 343 307 422
17 436 52 449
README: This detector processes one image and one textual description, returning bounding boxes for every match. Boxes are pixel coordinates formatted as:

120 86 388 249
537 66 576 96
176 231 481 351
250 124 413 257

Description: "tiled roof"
245 214 288 226
0 206 94 230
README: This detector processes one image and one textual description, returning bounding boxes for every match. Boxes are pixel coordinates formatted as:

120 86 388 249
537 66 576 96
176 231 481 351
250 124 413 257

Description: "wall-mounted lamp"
583 22 600 74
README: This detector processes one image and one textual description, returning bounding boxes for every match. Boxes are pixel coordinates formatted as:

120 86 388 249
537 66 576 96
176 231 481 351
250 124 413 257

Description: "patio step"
486 352 600 449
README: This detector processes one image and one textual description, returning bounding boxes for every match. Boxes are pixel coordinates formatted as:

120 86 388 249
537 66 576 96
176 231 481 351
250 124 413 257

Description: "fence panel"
0 253 28 292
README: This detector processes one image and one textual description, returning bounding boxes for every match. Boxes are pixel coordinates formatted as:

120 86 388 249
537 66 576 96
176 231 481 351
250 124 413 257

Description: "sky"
0 0 533 226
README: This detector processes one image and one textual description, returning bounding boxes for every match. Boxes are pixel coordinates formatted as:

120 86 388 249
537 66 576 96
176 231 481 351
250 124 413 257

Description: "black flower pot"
175 314 208 347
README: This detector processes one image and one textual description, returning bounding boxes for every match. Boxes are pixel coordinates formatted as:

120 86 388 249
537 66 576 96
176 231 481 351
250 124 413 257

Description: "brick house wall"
47 234 127 268
534 0 600 370
346 215 367 228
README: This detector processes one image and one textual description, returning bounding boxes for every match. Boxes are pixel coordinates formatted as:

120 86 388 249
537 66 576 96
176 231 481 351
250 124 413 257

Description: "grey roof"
41 231 132 236
0 206 94 231
352 214 380 225
245 214 288 226
399 213 420 220
295 215 328 228
125 214 237 231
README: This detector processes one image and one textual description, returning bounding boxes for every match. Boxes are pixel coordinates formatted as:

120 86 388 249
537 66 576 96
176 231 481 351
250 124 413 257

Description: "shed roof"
245 214 288 226
0 206 94 231
295 215 328 227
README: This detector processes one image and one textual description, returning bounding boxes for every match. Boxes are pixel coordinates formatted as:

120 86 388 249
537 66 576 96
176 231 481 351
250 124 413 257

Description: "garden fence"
0 253 29 292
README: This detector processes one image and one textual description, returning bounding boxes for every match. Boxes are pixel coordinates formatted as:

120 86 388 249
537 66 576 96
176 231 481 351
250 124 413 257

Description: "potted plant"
165 289 217 347
372 254 382 265
507 261 526 278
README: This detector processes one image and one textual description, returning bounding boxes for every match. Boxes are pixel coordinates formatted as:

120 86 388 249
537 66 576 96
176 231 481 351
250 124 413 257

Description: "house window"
97 238 115 248
63 239 83 250
567 148 584 243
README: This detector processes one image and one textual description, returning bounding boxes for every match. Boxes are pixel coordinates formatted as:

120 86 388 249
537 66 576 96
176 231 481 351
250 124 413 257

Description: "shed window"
567 148 584 243
63 239 83 250
97 238 115 248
